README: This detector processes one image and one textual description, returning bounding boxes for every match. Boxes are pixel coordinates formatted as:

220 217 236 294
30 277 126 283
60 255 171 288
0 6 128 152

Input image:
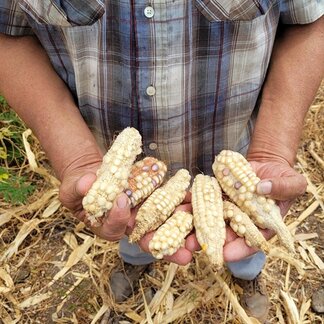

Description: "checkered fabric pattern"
0 0 323 175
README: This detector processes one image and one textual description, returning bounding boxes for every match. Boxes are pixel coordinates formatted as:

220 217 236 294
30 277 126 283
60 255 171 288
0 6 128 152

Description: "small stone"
312 287 324 313
144 287 155 305
14 265 31 284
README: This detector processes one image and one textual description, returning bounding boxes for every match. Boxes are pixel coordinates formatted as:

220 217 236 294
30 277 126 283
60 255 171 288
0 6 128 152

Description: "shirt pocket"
195 0 272 22
18 0 105 27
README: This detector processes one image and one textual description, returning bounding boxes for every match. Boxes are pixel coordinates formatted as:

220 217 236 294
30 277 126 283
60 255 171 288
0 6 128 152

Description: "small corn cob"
82 127 142 226
212 150 295 253
223 200 269 252
129 169 191 243
125 157 167 207
149 211 193 259
192 174 226 271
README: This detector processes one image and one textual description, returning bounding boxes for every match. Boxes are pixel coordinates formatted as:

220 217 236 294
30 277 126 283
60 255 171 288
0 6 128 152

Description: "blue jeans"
119 237 266 280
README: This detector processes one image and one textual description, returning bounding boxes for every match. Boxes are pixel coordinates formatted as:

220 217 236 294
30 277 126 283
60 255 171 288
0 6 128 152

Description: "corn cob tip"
82 127 142 224
223 200 270 252
213 150 295 254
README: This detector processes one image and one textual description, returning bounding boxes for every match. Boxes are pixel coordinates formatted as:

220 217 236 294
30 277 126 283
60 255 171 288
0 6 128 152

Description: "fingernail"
117 195 129 209
257 180 272 195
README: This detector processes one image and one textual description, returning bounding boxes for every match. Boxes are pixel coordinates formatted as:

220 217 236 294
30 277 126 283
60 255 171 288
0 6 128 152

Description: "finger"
225 226 239 244
259 228 275 241
223 237 258 262
185 233 201 251
163 247 193 265
75 173 97 197
175 202 192 213
125 208 139 235
278 200 293 217
256 174 307 201
97 193 131 240
138 231 154 253
183 191 192 203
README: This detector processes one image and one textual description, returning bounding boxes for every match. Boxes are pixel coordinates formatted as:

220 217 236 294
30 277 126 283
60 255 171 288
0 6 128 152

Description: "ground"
0 85 323 324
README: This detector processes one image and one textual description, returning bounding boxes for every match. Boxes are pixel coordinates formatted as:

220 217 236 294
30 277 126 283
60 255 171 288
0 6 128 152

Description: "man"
0 1 323 322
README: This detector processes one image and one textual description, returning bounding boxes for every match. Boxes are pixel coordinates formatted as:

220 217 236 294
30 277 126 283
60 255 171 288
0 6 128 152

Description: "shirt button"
146 85 156 96
149 142 158 150
144 6 155 18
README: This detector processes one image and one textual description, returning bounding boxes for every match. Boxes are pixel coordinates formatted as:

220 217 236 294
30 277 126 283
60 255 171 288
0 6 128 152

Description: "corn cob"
192 174 226 271
125 157 167 207
223 200 269 252
129 169 191 243
212 150 295 253
149 211 193 259
82 127 142 226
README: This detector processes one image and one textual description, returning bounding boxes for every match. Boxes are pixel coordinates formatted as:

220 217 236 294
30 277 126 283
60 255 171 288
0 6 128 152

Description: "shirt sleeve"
0 1 33 36
280 0 324 24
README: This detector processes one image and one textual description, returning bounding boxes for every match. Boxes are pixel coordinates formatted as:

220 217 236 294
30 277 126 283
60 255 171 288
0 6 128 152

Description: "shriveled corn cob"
223 200 269 252
212 150 295 253
129 169 191 243
149 211 193 259
82 127 142 226
192 174 226 271
125 157 167 207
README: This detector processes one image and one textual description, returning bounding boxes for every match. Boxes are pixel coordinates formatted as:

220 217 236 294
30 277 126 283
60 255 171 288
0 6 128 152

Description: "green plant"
0 95 8 108
0 96 36 204
0 102 27 165
0 169 35 204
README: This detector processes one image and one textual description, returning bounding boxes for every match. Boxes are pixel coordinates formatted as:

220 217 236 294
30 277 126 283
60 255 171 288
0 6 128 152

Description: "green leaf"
0 172 9 181
0 147 7 159
0 95 8 107
0 174 35 204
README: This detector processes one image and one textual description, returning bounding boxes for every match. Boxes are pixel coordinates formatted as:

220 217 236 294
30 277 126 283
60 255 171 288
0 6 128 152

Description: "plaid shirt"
1 1 323 176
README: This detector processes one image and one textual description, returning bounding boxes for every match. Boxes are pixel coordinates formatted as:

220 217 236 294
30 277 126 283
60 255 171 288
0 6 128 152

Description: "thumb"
98 193 131 241
256 174 307 201
59 172 97 211
75 173 97 197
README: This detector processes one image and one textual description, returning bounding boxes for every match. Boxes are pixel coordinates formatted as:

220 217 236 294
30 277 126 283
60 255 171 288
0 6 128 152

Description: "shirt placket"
152 0 170 165
133 1 167 162
135 0 185 174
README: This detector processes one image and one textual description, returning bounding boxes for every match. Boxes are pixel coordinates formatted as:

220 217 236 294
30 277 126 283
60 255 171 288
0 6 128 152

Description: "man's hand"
58 154 136 241
223 159 307 262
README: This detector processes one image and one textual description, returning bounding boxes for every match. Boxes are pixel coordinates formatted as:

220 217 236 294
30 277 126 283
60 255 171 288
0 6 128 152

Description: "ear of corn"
223 200 269 252
125 157 167 208
82 127 142 226
192 174 226 271
129 169 191 243
212 150 295 254
149 211 193 259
